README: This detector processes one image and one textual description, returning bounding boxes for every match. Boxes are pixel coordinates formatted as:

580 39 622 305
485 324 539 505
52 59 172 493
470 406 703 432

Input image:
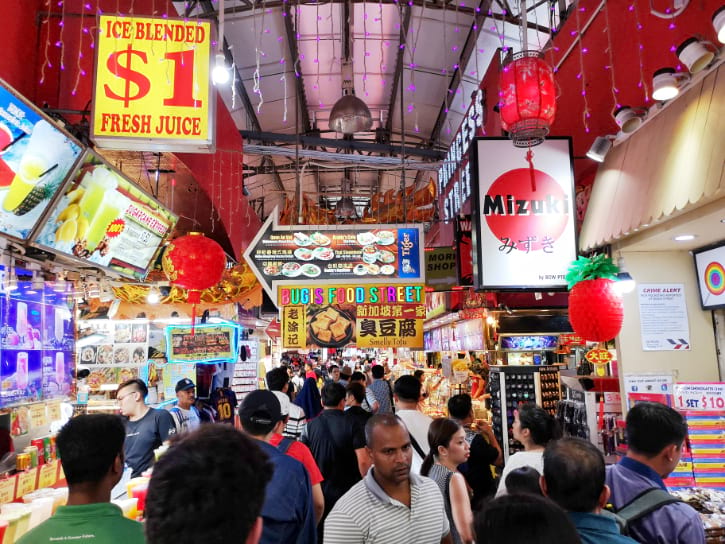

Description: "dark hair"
421 418 462 476
394 375 422 402
505 466 542 496
474 494 581 544
350 371 366 383
56 414 125 486
448 394 473 420
321 381 346 407
371 365 385 379
266 367 289 392
517 403 561 446
365 413 406 448
346 382 366 404
626 401 687 457
117 378 148 399
145 425 273 544
413 369 425 380
329 364 339 372
543 437 604 512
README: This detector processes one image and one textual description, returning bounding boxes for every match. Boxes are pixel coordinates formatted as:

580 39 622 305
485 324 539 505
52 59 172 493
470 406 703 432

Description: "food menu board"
32 149 178 280
0 80 84 240
165 323 239 364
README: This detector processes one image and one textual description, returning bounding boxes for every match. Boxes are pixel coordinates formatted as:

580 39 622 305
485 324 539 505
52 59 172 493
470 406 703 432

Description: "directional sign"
243 207 425 306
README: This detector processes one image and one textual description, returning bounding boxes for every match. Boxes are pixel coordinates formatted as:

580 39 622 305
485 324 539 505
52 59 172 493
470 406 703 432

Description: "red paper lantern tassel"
187 290 201 334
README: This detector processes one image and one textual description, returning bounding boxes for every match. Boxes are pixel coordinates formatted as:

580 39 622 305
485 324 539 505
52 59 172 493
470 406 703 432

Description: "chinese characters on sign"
283 306 306 349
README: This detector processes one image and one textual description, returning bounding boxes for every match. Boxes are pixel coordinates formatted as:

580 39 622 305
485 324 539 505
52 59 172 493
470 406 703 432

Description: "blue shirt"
606 457 705 544
256 440 317 544
569 511 638 544
368 379 393 414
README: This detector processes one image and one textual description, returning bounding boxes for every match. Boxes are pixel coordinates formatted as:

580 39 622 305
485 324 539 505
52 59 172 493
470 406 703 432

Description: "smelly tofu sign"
471 138 576 290
279 285 425 349
91 15 215 152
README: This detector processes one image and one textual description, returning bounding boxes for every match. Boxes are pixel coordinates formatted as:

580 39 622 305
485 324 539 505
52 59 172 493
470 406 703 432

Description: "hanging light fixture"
613 106 645 134
335 177 358 220
714 6 725 44
212 0 230 85
651 68 690 101
676 38 715 74
613 254 635 295
586 135 616 162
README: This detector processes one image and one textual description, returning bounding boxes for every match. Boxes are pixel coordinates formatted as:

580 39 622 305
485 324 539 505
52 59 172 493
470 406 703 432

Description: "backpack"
277 436 294 454
604 487 683 535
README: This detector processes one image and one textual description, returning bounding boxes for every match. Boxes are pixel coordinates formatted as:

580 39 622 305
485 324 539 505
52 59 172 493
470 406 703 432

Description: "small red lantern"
162 232 226 332
499 51 557 147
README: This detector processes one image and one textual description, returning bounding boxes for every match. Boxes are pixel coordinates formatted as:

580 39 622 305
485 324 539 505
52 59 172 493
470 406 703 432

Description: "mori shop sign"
471 138 576 289
91 15 215 152
425 248 458 291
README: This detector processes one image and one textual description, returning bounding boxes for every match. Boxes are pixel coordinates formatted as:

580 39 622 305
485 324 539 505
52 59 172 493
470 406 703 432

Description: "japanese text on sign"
674 383 725 411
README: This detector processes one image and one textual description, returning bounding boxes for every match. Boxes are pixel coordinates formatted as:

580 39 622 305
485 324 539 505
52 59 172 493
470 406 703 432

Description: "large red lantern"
162 232 226 331
499 51 557 147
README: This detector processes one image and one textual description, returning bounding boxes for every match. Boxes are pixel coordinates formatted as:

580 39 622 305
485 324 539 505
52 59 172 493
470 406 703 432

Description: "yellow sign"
0 476 16 504
29 404 47 429
39 462 58 489
92 15 214 152
585 348 613 364
282 306 307 349
16 468 38 498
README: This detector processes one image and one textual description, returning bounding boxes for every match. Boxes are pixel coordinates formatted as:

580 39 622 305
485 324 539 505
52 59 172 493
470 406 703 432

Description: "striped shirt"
283 404 307 440
368 379 394 414
324 468 450 544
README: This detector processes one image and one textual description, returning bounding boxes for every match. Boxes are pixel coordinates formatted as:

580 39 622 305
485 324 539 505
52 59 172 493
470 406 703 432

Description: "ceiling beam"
216 0 480 17
283 3 311 134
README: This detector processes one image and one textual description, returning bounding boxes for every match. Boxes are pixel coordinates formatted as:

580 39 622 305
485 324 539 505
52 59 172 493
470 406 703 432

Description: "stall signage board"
278 284 425 349
29 404 46 429
244 207 424 306
425 248 458 291
16 467 37 498
38 461 58 488
624 373 674 408
166 323 239 363
92 15 215 152
0 476 16 504
638 284 691 351
471 138 577 289
674 383 725 411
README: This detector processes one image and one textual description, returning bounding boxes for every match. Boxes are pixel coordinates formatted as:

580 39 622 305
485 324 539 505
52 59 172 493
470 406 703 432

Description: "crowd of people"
18 359 707 544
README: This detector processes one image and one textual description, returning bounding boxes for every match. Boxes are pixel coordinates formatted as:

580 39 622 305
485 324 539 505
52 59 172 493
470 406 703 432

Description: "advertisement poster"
471 138 576 289
166 324 238 364
0 350 42 406
638 284 691 351
426 248 458 291
0 80 83 240
455 215 473 287
279 284 425 349
623 373 674 408
674 383 725 411
92 15 214 152
33 150 178 280
693 243 725 310
162 363 196 401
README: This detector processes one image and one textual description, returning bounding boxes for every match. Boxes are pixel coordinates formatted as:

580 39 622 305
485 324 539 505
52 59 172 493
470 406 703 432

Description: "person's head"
145 425 273 544
394 375 422 405
448 394 474 422
371 365 385 379
175 378 196 410
413 369 425 383
365 414 412 485
350 371 366 384
238 389 283 438
474 494 581 544
513 403 561 448
542 437 607 513
265 367 289 392
56 414 125 492
329 365 340 382
341 366 352 381
117 378 148 416
305 362 312 371
625 401 687 477
321 381 346 409
271 391 291 429
346 382 366 408
420 418 468 476
505 466 543 496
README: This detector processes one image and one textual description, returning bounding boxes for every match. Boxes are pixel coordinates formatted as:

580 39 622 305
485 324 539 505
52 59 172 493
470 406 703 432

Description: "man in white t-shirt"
393 375 432 474
169 378 201 434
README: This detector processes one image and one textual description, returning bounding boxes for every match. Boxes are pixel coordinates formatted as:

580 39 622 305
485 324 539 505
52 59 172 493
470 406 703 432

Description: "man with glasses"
117 378 175 477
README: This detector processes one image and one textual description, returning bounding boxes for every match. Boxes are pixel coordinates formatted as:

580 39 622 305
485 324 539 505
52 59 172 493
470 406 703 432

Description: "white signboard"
674 382 725 411
623 373 674 408
638 284 691 351
472 138 577 289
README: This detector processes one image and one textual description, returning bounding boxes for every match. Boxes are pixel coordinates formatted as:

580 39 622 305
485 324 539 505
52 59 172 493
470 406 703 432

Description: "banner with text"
92 15 214 152
674 383 725 411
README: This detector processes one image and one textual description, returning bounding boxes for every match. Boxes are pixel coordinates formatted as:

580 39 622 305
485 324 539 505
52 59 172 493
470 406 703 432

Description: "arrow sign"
243 207 425 306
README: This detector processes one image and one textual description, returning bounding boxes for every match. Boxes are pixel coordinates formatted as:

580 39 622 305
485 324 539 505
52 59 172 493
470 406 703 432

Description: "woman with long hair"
294 377 323 420
496 403 561 496
421 418 474 544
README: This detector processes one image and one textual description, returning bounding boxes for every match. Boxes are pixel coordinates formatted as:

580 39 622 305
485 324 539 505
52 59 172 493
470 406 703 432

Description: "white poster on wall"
638 284 691 351
471 138 577 289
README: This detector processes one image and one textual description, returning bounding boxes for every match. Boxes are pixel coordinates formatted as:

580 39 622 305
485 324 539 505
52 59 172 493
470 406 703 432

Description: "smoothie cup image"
78 167 117 220
16 352 28 390
55 353 64 385
54 308 64 344
16 302 28 341
85 189 130 252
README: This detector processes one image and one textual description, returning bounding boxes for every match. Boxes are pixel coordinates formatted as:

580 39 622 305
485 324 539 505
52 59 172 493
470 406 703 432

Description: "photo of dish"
380 264 395 275
365 263 381 275
282 262 302 277
264 263 282 276
294 247 315 261
294 232 313 246
353 264 367 276
96 345 113 364
308 306 354 347
377 249 396 264
301 263 321 278
357 232 376 246
376 230 396 245
81 346 96 363
132 324 147 343
114 324 131 343
88 368 118 389
310 232 331 246
118 368 138 382
312 247 335 260
114 347 130 364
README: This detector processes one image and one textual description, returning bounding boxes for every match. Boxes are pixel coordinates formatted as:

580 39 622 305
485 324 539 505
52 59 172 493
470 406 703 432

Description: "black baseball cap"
239 390 282 426
175 378 195 392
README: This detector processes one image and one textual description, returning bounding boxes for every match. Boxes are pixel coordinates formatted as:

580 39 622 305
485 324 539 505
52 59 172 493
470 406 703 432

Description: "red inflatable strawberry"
566 255 624 342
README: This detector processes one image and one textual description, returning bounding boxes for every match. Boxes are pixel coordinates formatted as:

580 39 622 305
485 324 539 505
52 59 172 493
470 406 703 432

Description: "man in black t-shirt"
448 394 502 510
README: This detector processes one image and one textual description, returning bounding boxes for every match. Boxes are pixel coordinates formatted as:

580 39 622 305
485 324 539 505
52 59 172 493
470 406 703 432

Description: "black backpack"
604 487 682 535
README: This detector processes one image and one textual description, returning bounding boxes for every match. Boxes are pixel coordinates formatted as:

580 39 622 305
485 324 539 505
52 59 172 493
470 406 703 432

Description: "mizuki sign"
471 138 576 289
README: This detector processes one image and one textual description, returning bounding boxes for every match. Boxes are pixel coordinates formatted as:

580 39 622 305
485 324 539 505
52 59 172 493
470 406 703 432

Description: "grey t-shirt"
124 408 175 477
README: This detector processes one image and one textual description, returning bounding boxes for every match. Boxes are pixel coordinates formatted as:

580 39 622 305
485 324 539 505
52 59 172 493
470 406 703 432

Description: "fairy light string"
40 0 52 84
603 2 621 115
630 0 649 102
574 4 590 133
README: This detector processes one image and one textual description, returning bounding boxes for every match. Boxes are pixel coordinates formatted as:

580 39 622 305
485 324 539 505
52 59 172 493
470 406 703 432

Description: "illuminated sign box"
91 15 215 153
165 323 240 364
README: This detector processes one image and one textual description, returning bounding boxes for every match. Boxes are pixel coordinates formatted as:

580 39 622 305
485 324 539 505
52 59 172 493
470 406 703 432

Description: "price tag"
0 476 17 504
16 467 38 498
674 383 725 411
47 402 61 422
29 404 47 428
39 462 58 488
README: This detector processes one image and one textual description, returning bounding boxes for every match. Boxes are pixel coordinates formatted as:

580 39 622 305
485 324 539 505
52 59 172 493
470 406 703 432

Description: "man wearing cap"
169 378 201 434
239 390 317 544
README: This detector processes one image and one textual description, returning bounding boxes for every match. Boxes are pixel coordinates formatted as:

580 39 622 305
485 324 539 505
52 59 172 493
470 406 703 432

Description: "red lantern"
568 278 624 342
499 51 557 147
162 233 226 332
